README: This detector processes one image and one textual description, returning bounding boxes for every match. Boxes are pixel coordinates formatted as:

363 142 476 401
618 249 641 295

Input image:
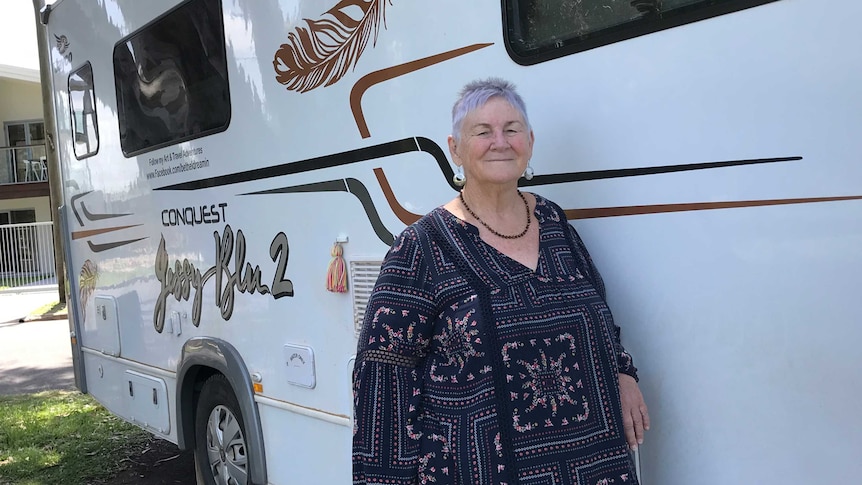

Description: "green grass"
28 301 66 319
0 391 150 484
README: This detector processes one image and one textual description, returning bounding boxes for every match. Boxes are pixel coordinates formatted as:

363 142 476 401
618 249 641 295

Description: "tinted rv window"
113 0 230 156
504 0 779 64
69 63 99 159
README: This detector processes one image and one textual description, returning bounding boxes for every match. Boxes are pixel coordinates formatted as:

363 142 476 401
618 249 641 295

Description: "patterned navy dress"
353 195 639 485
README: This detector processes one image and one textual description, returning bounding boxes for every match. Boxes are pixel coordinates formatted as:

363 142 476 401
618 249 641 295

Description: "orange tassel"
326 242 348 293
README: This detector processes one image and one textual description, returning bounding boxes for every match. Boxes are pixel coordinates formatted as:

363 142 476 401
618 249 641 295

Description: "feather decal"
79 259 99 323
55 34 70 53
273 0 391 93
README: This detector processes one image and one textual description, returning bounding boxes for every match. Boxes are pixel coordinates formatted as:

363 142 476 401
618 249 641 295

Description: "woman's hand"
618 373 650 451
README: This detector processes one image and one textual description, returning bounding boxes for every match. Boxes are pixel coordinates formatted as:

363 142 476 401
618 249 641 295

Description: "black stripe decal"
70 191 93 227
87 238 147 253
157 138 419 191
519 156 802 187
346 178 394 246
415 136 458 190
153 133 801 195
240 179 348 195
81 202 132 222
241 178 394 246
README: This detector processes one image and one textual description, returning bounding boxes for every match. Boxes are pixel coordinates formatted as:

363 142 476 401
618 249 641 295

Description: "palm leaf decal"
273 0 391 93
79 259 99 322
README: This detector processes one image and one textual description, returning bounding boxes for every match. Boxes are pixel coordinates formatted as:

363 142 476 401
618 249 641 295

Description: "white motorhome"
37 0 861 483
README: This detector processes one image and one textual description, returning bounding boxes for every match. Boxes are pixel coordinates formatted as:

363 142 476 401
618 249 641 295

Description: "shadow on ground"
0 364 75 394
92 436 197 485
22 301 68 322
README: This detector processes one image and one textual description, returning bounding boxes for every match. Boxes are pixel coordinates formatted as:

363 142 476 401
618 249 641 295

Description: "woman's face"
449 96 534 189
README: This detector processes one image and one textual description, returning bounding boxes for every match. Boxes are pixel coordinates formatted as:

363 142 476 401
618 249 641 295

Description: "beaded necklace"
459 191 531 239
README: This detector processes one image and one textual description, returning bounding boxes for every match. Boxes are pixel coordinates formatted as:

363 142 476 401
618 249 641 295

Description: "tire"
194 374 249 485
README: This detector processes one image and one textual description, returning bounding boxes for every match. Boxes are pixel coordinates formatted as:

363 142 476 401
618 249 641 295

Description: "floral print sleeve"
564 222 639 382
352 226 436 485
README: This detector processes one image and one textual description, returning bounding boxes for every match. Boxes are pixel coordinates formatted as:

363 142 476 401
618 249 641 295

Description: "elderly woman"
353 78 649 485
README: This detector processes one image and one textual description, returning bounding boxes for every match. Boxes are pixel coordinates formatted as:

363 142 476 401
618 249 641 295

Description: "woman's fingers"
641 403 651 432
618 374 649 450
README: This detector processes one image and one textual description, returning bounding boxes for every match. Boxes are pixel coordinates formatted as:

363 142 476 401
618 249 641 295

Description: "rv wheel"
194 374 249 485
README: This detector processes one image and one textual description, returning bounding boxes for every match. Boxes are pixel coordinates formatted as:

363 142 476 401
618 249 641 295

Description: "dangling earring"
453 166 466 187
523 163 534 181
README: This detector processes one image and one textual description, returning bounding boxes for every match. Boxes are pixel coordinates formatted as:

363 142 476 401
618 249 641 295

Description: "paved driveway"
0 286 60 323
0 289 75 394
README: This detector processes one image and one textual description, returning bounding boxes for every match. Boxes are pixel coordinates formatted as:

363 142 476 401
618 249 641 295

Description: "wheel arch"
176 337 267 485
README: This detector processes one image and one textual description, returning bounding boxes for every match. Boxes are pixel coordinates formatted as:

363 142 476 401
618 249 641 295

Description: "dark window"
0 210 36 224
504 0 779 65
11 210 36 224
69 62 99 159
113 0 230 156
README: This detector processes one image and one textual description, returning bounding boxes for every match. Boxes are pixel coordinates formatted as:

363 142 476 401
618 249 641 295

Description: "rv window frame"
68 61 100 160
502 0 782 65
112 0 231 158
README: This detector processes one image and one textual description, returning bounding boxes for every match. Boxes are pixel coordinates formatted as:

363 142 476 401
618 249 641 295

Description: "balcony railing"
0 144 48 185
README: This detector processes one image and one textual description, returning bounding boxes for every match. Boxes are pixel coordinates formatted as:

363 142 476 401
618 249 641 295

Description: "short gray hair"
451 78 530 143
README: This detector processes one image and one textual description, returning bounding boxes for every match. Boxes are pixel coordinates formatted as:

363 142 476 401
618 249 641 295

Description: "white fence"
0 222 57 289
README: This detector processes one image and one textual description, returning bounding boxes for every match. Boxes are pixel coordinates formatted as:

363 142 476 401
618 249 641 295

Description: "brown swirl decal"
373 167 862 225
351 43 493 138
564 195 862 219
71 225 142 240
273 0 391 93
374 167 420 225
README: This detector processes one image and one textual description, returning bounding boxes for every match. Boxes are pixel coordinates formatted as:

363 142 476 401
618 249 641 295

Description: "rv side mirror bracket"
39 4 52 25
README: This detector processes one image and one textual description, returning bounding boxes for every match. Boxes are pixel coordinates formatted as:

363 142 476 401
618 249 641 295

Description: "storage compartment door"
124 370 170 434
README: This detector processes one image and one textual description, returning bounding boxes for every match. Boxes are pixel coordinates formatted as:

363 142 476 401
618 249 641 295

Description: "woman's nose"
490 129 509 148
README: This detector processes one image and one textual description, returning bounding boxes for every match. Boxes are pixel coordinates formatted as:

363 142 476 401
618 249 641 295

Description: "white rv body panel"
39 0 862 483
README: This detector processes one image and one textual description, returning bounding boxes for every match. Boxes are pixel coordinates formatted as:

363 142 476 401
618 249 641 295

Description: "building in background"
0 0 49 224
0 1 53 282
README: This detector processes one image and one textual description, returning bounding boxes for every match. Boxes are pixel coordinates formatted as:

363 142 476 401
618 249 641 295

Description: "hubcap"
205 405 248 485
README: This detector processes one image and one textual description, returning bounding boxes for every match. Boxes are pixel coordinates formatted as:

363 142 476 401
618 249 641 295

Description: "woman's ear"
447 134 460 165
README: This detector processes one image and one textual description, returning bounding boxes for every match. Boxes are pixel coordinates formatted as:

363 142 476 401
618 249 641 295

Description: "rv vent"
350 260 382 335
